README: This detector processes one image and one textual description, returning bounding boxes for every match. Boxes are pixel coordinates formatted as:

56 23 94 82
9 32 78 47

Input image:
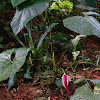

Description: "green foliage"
50 0 73 12
11 0 27 7
73 78 85 84
59 1 73 10
0 48 30 82
72 80 100 100
70 83 93 100
24 67 32 79
0 1 100 98
4 27 25 47
50 2 59 9
8 73 16 90
77 0 86 6
71 35 85 51
91 80 100 100
11 0 50 35
25 23 34 49
37 23 58 50
72 51 80 61
86 0 97 8
66 0 100 39
0 22 58 82
63 16 100 38
0 37 4 49
83 12 100 17
93 85 100 100
76 0 97 8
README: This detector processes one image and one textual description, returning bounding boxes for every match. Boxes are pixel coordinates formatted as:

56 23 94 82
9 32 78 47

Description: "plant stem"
25 23 34 50
46 10 53 54
73 0 77 11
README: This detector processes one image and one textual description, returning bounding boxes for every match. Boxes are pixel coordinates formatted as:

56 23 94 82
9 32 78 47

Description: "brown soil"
0 36 100 100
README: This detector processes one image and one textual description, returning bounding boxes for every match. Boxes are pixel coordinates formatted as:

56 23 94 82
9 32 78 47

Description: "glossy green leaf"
11 0 50 35
70 83 93 100
11 0 27 7
8 73 16 90
63 16 100 38
0 48 30 82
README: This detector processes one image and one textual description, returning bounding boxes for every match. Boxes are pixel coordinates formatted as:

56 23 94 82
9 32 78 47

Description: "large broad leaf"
63 16 100 38
70 83 93 100
11 0 27 7
0 48 29 82
11 0 50 35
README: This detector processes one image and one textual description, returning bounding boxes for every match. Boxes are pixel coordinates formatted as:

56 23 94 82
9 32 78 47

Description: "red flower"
62 73 70 94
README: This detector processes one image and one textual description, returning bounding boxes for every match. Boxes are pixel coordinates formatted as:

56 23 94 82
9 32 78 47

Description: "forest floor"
0 36 100 100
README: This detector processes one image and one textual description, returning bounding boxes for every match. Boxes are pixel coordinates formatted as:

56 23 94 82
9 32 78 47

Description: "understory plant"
63 0 100 38
0 0 100 99
0 0 74 84
0 0 54 89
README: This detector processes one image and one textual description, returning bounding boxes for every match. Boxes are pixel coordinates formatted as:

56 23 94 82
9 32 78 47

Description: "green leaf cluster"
50 0 73 10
